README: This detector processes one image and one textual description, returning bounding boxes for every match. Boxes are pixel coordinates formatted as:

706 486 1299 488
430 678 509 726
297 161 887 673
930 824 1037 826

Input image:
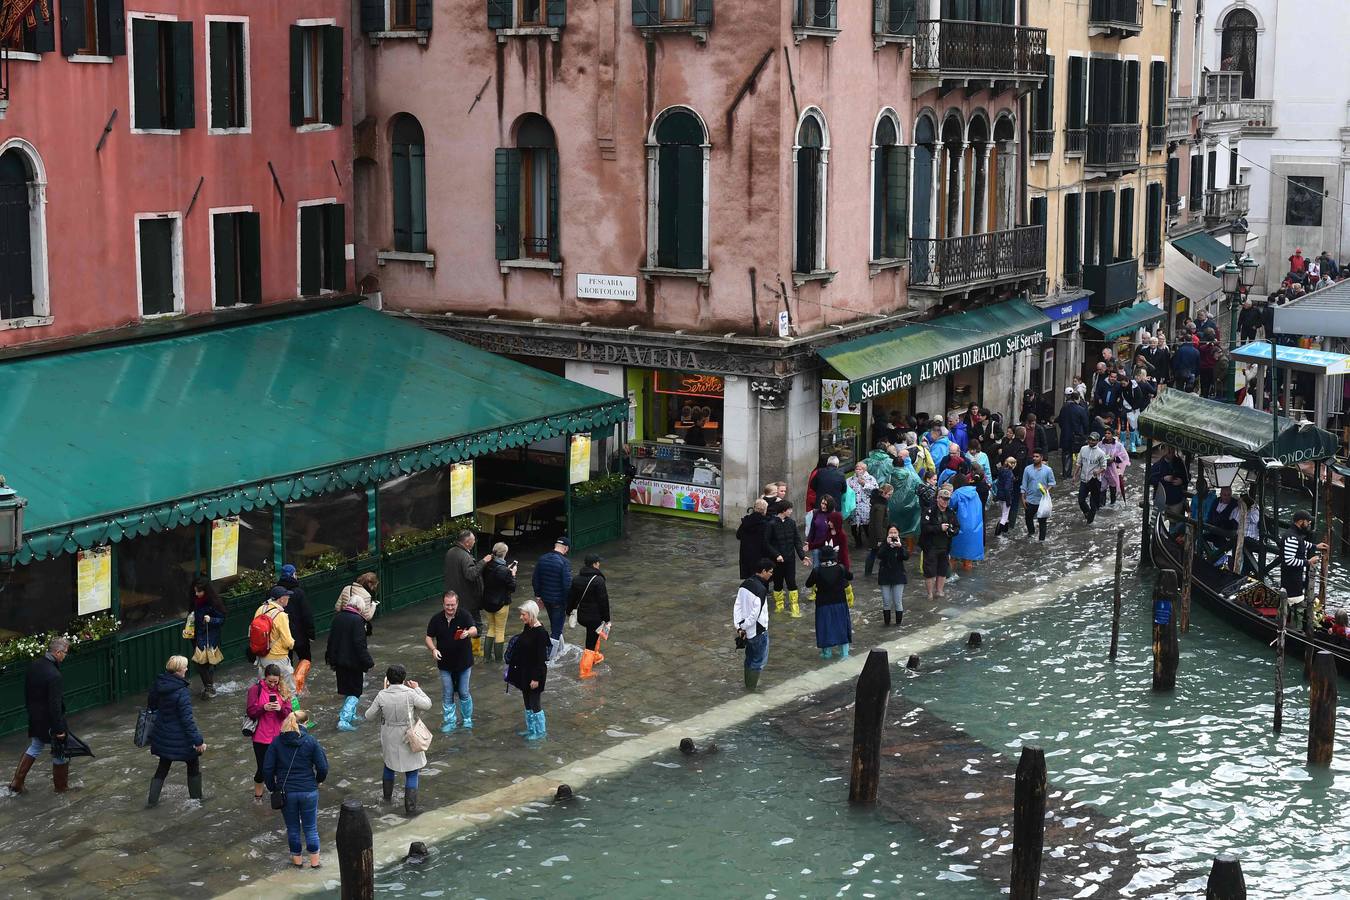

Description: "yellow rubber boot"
845 583 855 607
788 590 802 618
773 591 785 613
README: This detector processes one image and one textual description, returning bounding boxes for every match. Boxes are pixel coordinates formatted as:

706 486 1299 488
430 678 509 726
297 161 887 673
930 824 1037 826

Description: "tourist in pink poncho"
1101 429 1130 506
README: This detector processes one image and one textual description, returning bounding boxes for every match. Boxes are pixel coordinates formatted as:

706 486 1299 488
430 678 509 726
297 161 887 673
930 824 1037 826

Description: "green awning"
1082 302 1165 340
818 300 1052 404
1171 232 1231 268
1 306 626 563
1138 388 1340 465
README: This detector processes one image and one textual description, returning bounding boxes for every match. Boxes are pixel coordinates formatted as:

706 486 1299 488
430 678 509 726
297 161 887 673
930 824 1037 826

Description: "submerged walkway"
0 506 1142 898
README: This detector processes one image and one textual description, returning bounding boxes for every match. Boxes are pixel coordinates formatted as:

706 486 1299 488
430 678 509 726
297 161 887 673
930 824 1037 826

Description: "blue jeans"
383 766 419 789
744 630 769 672
880 584 905 611
545 603 566 641
26 736 67 765
282 790 320 854
438 667 471 702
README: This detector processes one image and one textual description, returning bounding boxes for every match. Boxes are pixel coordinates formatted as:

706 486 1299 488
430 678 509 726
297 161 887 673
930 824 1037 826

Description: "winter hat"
281 564 297 579
269 586 293 600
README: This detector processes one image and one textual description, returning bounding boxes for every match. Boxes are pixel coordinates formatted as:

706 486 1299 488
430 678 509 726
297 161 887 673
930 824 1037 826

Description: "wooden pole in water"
1010 745 1046 900
1274 589 1287 735
1110 527 1125 662
1142 436 1154 567
848 649 891 804
337 798 374 900
1153 570 1179 692
1341 463 1350 556
1307 649 1338 767
1205 854 1247 899
1180 519 1196 634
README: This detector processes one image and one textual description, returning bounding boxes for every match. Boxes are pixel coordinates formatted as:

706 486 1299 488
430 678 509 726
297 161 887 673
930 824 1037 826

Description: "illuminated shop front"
625 369 724 523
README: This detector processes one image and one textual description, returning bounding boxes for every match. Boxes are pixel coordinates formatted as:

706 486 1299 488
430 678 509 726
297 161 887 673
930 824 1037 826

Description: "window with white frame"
358 0 432 33
62 0 126 57
207 19 249 131
871 112 910 262
136 214 182 317
0 144 49 322
794 109 829 274
646 108 707 271
298 202 346 296
289 23 343 128
130 16 195 131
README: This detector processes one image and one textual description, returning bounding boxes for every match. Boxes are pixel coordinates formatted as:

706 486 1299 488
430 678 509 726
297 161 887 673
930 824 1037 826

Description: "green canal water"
377 566 1350 899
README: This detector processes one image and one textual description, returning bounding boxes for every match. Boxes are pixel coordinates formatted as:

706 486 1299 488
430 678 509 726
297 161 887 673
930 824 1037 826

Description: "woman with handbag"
262 710 328 869
246 664 293 803
187 579 226 699
146 655 206 807
364 664 432 816
567 553 611 680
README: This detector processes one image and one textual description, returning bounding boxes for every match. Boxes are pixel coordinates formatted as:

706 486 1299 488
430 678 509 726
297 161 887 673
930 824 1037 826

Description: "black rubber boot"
146 777 165 808
382 779 394 803
895 611 903 627
404 788 418 817
883 610 892 626
187 774 204 801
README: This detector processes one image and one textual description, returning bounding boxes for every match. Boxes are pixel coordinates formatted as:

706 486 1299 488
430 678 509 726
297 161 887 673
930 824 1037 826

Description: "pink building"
0 0 352 347
354 0 1048 520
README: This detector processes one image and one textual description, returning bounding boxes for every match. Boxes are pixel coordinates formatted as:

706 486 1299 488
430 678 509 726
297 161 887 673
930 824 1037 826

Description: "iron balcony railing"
1084 257 1139 311
1085 122 1140 170
1029 129 1053 157
1088 0 1141 30
912 19 1047 77
1065 127 1085 156
909 225 1046 290
1167 98 1195 141
1204 183 1250 225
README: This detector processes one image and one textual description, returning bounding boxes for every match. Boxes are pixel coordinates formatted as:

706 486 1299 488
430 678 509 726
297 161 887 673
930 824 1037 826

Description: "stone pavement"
0 501 1144 898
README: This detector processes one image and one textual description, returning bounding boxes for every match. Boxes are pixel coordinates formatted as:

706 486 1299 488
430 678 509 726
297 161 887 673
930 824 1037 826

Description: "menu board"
210 517 240 581
76 547 112 615
821 379 861 415
450 462 474 517
569 434 592 484
630 478 721 516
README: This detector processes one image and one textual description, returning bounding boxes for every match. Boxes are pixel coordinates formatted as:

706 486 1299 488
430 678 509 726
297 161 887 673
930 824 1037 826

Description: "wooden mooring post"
1109 527 1125 662
1010 745 1047 900
1274 589 1288 735
1205 853 1247 899
1152 570 1179 692
1179 519 1196 633
337 798 374 900
1308 650 1338 767
849 649 891 804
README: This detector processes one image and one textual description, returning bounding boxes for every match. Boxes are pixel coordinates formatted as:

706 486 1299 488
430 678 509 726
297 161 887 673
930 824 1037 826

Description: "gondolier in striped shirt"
1280 510 1327 607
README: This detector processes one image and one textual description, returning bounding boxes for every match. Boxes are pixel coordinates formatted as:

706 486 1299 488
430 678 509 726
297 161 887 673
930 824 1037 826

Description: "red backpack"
248 606 279 657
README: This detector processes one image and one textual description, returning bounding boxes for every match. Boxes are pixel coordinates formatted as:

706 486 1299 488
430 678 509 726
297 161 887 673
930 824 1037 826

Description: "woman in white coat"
364 663 432 816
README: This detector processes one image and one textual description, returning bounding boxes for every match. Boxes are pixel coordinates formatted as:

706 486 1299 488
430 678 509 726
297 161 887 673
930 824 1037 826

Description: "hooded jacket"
324 606 375 673
263 730 329 794
481 558 518 614
735 510 769 578
763 515 805 562
566 566 610 627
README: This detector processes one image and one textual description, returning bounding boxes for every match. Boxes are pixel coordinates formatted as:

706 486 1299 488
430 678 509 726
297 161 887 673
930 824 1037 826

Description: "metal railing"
909 225 1046 289
1085 122 1140 169
1239 99 1272 130
1064 127 1085 156
1167 99 1195 141
1029 129 1053 157
1084 257 1139 310
1204 183 1250 225
1148 124 1166 150
1088 0 1141 29
912 19 1048 76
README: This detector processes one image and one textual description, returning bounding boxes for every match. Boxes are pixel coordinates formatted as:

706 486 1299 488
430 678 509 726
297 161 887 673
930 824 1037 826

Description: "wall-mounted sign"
652 370 724 398
777 311 791 338
821 379 861 414
630 478 721 516
569 434 592 484
577 273 638 302
450 462 474 517
209 518 240 581
76 547 112 615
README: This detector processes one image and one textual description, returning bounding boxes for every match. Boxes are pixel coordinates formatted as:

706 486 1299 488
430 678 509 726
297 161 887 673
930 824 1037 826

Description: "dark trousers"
583 624 601 651
154 756 201 779
252 741 268 784
1061 448 1075 478
545 603 566 642
522 687 543 712
1077 480 1101 523
1024 505 1046 540
771 559 798 592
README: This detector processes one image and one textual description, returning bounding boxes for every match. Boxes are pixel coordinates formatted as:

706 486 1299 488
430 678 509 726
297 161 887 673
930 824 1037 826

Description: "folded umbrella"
53 731 94 759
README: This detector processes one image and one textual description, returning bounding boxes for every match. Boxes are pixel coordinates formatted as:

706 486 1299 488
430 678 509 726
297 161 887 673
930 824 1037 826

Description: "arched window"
794 110 829 274
647 108 707 271
495 114 560 263
0 145 47 322
1221 9 1257 99
871 112 910 262
390 114 427 253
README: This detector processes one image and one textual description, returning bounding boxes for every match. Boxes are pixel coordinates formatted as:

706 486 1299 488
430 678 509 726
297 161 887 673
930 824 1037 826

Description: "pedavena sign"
853 327 1047 403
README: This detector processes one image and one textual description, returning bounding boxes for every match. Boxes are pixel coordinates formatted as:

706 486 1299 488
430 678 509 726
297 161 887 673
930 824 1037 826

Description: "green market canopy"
1081 302 1165 341
1171 231 1232 268
0 305 626 563
1138 388 1340 465
818 299 1052 404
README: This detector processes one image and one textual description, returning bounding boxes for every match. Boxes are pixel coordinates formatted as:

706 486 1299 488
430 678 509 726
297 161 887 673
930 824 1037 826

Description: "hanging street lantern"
0 475 27 558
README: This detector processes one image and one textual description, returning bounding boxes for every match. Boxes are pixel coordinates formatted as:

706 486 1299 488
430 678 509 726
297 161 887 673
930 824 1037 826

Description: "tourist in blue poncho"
949 482 985 566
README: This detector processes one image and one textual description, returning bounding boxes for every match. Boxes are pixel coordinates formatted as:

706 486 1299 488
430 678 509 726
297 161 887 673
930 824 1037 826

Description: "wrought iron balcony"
1064 127 1085 156
1085 123 1140 172
1204 183 1250 226
1167 98 1195 141
912 19 1047 84
1148 124 1166 151
909 225 1046 291
1029 129 1053 158
1088 0 1141 36
1084 257 1139 311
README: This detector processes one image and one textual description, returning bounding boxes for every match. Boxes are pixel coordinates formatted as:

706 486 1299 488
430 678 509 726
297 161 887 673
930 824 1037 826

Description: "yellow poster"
76 547 112 615
569 434 592 484
210 518 240 581
450 462 474 517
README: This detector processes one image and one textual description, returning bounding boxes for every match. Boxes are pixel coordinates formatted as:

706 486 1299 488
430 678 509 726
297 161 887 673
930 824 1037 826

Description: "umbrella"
53 731 94 759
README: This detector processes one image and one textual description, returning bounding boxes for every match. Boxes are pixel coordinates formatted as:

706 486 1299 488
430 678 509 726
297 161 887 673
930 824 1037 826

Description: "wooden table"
477 489 565 535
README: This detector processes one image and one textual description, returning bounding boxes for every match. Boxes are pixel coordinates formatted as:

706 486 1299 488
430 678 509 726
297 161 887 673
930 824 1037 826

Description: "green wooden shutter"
326 203 347 291
1067 56 1085 130
487 0 512 28
410 143 427 252
107 0 126 55
546 0 566 28
1118 188 1134 261
33 8 54 52
416 0 434 30
872 0 884 35
208 22 227 129
657 145 679 267
494 148 521 260
693 0 713 26
299 205 322 295
213 213 238 306
289 26 304 126
60 0 87 56
872 146 886 260
1098 191 1115 264
1083 191 1097 265
360 0 385 32
547 148 561 263
632 0 657 26
392 141 411 251
1063 193 1080 276
240 212 262 303
322 26 343 126
139 219 174 315
675 147 702 269
171 21 194 129
889 144 910 258
132 18 160 129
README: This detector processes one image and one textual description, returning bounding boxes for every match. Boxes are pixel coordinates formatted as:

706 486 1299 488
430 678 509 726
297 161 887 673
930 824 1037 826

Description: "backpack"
248 606 279 657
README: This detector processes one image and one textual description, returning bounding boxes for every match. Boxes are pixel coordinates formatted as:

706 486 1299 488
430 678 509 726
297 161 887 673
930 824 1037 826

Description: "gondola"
1150 508 1350 678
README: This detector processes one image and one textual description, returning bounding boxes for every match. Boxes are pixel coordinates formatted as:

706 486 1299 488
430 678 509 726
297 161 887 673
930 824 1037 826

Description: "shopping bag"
181 614 195 641
1035 486 1053 520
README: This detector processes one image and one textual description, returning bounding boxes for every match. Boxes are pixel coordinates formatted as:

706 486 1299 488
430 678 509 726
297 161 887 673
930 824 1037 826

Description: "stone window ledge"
499 257 563 275
792 269 837 286
367 30 430 45
638 24 709 44
495 26 560 43
793 25 840 45
873 33 911 51
640 266 710 284
377 250 436 269
0 315 53 331
868 258 908 277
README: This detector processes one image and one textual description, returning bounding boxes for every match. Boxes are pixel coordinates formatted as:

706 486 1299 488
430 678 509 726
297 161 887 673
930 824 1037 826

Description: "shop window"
136 214 182 317
378 467 453 546
794 109 829 275
131 17 194 131
392 114 428 253
208 19 248 131
299 201 346 295
647 107 707 271
946 366 981 413
0 554 76 639
117 523 203 630
211 209 262 306
1286 176 1324 228
495 114 559 262
62 0 126 57
283 488 370 571
289 24 343 128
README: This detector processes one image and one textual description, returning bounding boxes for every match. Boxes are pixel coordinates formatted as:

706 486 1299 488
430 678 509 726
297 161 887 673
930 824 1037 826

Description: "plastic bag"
841 487 856 520
1036 486 1053 520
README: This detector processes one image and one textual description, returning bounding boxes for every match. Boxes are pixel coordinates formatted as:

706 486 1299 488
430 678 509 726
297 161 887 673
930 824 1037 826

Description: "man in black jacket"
808 456 847 509
736 499 770 579
276 564 316 696
1237 299 1261 343
919 489 960 601
8 638 71 794
762 502 807 618
326 602 375 732
1055 390 1090 478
